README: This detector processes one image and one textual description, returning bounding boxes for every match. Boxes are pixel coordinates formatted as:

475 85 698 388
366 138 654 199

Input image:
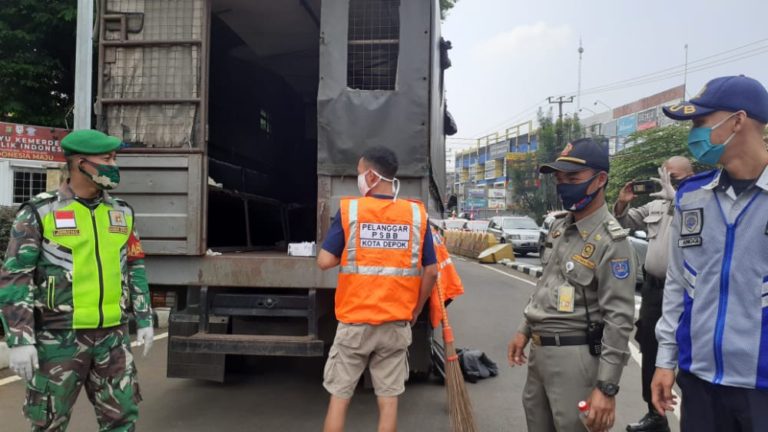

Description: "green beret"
61 129 122 155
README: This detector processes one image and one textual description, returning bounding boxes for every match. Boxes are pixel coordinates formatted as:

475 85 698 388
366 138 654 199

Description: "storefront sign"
0 122 68 162
488 188 506 199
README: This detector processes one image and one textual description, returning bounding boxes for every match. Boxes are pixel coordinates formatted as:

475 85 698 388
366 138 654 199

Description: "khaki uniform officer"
509 138 636 432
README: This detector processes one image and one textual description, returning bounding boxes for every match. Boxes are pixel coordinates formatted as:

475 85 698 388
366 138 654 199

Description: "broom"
435 277 478 432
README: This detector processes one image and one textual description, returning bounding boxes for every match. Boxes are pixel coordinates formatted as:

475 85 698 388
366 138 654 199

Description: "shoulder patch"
604 220 629 241
610 258 631 279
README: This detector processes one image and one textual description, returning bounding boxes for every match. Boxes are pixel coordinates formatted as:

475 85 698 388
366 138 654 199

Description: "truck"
94 0 451 382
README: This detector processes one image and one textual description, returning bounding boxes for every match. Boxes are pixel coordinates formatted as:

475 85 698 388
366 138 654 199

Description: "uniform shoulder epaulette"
25 191 57 208
110 196 136 213
111 196 128 206
675 169 719 207
604 219 629 241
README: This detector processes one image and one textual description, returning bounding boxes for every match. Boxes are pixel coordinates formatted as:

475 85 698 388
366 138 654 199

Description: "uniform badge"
557 285 575 313
681 209 703 236
108 210 129 234
610 258 630 280
581 243 595 259
109 210 126 226
54 210 77 229
572 254 596 270
53 210 80 236
552 230 561 239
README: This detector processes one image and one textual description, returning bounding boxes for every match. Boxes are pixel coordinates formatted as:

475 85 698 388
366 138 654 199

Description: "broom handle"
435 271 456 354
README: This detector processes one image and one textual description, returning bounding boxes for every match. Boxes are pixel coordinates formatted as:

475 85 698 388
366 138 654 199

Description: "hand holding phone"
632 179 661 195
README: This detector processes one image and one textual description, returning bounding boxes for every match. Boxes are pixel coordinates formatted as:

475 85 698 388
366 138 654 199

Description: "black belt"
531 333 588 347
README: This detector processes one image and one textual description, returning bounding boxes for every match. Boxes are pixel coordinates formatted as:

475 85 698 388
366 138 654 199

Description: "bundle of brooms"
435 281 477 432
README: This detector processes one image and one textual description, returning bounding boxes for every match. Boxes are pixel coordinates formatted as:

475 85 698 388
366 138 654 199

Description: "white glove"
650 166 676 201
136 326 154 357
9 345 39 381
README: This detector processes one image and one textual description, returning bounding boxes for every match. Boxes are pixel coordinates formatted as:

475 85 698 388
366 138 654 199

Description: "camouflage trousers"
23 325 142 432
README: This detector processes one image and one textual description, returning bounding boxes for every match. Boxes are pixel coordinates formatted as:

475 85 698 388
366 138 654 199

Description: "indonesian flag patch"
54 211 77 229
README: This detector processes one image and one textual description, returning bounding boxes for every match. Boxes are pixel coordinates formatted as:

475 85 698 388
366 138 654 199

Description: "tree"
605 125 705 206
523 107 584 217
0 0 77 127
440 0 459 18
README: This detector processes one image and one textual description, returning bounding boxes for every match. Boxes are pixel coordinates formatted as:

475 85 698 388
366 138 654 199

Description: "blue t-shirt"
321 195 437 266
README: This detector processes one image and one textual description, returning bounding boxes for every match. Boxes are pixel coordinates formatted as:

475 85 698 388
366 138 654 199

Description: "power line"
468 99 547 138
578 46 768 97
568 38 768 97
456 37 768 142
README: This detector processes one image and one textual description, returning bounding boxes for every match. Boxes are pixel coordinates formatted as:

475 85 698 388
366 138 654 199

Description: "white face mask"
357 169 401 200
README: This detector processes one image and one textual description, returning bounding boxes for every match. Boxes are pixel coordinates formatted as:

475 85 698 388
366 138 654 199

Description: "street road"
0 258 678 431
514 253 542 268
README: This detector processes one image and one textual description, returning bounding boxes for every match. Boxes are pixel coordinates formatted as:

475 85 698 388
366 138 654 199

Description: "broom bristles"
436 277 478 432
444 341 477 432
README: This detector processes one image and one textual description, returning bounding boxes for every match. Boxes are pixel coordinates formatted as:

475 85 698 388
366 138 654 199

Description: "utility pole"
547 96 575 149
683 43 689 99
545 96 574 211
577 38 584 112
74 0 94 129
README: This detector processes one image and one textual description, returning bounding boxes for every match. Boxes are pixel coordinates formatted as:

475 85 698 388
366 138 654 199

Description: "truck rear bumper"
170 333 324 357
145 252 338 288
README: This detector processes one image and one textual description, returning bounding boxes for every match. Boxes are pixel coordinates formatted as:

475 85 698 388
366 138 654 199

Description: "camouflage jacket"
0 184 152 347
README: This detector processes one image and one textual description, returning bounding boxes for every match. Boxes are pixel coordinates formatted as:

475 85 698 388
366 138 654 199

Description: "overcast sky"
442 0 768 159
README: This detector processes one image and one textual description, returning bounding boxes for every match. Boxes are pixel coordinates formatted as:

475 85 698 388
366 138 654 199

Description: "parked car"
441 218 469 231
466 219 491 232
487 216 540 255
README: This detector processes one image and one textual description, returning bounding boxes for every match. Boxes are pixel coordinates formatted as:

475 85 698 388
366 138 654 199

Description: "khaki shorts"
323 322 412 398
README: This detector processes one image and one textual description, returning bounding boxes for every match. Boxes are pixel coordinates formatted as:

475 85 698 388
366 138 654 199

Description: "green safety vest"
29 192 134 329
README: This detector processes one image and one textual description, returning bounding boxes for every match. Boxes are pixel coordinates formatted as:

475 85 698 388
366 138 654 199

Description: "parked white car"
487 216 540 256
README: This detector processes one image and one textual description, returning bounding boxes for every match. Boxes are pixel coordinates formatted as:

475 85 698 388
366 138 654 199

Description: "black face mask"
670 176 688 189
556 174 601 211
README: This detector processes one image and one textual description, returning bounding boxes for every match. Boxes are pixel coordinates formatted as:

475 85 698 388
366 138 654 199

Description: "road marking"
628 341 681 421
478 263 537 287
0 331 168 387
473 260 683 421
0 375 20 386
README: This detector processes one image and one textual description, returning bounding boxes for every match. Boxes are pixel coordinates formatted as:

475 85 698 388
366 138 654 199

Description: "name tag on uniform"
360 223 411 249
679 236 702 248
557 284 575 313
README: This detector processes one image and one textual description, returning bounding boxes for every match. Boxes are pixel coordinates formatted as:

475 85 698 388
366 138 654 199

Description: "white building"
0 122 68 207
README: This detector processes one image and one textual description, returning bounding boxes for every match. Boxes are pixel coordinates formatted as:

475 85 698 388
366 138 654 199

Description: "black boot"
626 411 670 432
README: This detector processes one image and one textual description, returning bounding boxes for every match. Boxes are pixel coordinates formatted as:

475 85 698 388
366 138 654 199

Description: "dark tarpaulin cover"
318 0 432 177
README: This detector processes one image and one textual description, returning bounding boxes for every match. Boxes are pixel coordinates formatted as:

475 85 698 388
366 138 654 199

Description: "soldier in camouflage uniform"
0 129 153 432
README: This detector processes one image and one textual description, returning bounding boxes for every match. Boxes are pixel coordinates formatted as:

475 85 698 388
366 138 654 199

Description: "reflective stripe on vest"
41 201 131 329
339 200 423 277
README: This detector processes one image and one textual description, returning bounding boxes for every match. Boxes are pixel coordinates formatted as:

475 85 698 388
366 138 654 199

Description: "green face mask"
79 159 120 190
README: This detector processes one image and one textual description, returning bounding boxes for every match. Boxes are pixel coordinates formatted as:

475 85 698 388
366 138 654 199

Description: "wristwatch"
596 381 620 397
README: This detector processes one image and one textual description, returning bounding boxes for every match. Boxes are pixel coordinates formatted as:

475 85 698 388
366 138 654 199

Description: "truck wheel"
409 369 433 382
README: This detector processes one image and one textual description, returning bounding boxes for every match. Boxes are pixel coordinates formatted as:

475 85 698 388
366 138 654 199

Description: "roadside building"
0 122 69 206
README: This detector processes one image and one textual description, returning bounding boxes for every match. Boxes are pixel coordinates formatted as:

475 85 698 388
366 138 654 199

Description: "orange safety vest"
429 227 465 328
337 197 428 324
